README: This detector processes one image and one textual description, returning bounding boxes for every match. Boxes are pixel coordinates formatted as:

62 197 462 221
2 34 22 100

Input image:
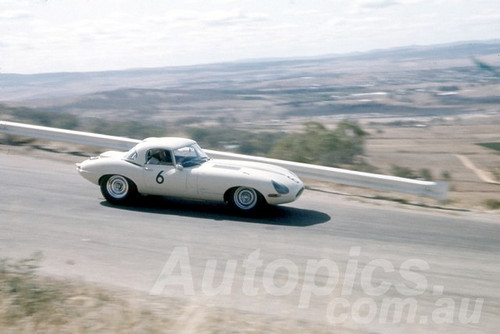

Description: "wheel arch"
99 174 138 192
97 162 144 190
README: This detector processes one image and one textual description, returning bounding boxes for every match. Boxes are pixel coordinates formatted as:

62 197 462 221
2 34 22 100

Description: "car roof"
134 137 197 151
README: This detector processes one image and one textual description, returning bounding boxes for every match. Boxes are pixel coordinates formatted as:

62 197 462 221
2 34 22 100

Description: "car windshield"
173 144 210 167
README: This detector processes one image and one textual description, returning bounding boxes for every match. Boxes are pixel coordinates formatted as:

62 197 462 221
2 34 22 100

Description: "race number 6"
156 170 165 184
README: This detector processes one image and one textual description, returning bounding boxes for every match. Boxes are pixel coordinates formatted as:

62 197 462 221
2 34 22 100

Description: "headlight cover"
272 180 290 194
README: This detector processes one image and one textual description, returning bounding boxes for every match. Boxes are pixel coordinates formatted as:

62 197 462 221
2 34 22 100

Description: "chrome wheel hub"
107 175 129 199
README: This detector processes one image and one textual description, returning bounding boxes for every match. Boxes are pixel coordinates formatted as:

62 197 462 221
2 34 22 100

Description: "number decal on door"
156 170 165 184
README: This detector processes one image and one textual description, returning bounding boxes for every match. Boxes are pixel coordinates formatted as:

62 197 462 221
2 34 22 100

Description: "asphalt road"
1 151 499 333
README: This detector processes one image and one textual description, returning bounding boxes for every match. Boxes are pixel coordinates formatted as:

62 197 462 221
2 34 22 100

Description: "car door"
143 149 188 196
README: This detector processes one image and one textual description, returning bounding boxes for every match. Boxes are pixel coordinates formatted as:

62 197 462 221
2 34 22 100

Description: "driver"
148 150 171 165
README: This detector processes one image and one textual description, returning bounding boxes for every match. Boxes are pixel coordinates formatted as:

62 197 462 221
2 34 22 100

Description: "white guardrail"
0 120 448 200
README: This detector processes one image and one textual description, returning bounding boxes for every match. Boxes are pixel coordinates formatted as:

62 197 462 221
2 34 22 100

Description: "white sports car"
77 137 304 213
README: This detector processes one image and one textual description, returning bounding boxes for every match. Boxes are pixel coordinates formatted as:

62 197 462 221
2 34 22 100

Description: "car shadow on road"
100 196 330 227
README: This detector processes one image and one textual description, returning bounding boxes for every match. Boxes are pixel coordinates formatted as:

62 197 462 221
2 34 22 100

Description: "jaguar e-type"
76 137 304 213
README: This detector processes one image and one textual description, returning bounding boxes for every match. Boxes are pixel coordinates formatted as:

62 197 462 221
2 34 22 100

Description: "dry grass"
1 255 336 334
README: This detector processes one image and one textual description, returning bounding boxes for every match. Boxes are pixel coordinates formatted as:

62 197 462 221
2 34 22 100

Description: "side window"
125 150 138 161
146 149 173 165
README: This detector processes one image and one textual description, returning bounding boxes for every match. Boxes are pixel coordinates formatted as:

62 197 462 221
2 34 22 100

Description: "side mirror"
175 164 184 171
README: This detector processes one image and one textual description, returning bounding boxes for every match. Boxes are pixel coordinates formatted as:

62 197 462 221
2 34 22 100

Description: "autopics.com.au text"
150 247 483 325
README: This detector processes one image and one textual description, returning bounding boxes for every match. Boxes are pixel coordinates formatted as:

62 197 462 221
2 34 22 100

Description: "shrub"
390 165 419 179
270 120 367 166
484 199 500 210
441 170 452 181
419 168 434 181
390 165 434 180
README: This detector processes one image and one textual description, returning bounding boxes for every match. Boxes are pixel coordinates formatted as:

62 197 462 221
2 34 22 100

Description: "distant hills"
1 40 499 123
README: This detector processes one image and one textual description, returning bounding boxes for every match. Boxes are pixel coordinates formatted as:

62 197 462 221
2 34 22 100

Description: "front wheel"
100 175 136 204
227 187 264 213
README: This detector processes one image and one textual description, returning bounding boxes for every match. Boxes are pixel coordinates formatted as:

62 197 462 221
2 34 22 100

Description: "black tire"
227 187 264 213
100 175 137 205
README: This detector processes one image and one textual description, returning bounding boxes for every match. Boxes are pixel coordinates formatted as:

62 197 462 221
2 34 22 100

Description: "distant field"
2 41 499 128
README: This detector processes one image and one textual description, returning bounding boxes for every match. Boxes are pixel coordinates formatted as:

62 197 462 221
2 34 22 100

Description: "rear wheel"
227 187 264 213
100 175 136 204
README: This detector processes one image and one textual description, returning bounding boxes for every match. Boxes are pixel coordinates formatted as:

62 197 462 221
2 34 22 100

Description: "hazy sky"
1 0 499 74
